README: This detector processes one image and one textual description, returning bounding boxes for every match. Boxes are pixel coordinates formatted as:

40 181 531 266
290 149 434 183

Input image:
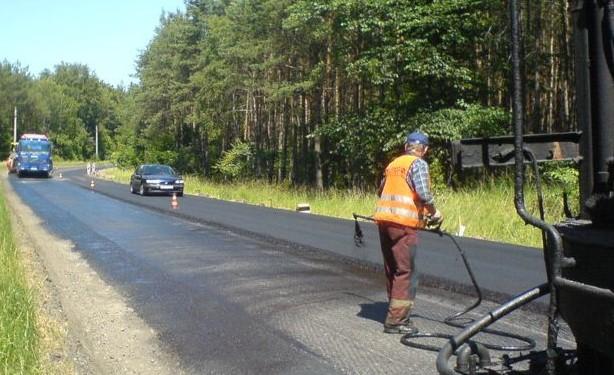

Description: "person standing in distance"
373 131 443 334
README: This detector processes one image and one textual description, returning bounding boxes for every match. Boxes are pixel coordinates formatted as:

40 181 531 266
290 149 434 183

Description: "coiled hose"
352 214 537 352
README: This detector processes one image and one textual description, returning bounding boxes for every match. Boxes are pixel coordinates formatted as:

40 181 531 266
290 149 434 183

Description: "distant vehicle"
129 164 184 196
14 133 53 178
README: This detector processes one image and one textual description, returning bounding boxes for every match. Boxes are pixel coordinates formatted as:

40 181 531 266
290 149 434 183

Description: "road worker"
374 131 442 334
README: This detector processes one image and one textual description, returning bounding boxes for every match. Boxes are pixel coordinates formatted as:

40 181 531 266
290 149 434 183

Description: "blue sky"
0 0 185 87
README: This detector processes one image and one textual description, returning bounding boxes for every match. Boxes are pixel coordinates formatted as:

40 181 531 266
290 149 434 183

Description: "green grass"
0 184 40 374
53 159 102 168
101 168 576 248
52 160 84 168
435 178 572 247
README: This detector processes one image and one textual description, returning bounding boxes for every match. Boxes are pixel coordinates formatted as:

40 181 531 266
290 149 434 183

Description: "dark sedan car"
129 164 184 196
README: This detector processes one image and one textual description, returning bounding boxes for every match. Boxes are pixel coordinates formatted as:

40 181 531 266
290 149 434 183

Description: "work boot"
383 319 418 335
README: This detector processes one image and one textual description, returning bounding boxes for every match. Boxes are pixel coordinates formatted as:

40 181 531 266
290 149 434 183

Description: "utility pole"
13 106 17 144
95 124 99 160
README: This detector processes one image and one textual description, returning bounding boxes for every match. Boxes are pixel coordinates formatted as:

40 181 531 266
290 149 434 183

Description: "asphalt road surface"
9 170 575 374
64 169 550 303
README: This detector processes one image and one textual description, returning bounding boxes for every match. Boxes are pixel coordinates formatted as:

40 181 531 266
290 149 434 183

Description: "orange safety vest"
374 154 429 228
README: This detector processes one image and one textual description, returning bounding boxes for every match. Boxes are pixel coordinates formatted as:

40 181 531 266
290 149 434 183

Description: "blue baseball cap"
406 131 429 145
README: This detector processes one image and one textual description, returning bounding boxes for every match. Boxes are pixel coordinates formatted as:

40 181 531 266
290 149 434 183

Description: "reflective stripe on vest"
373 154 426 228
374 206 421 220
379 194 414 205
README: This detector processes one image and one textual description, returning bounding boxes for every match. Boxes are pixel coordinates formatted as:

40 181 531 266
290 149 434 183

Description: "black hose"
607 1 614 43
436 284 550 375
400 230 536 353
352 213 537 352
510 0 563 372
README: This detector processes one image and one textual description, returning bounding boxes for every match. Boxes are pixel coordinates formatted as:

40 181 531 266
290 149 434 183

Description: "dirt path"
3 175 183 375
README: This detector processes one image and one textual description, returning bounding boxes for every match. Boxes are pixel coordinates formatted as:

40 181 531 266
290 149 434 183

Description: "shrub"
405 102 510 186
542 163 579 191
143 149 179 166
214 141 252 180
407 102 509 144
315 109 404 188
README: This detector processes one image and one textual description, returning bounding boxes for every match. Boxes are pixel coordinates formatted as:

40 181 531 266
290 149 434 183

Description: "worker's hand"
426 209 443 228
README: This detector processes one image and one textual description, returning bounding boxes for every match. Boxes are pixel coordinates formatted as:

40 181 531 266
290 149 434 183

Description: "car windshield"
19 141 50 152
142 165 175 176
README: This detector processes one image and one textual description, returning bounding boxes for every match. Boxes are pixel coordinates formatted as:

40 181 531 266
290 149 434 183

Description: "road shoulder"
2 175 183 375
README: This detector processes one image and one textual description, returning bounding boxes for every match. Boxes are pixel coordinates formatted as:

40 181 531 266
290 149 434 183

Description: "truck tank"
436 1 614 374
554 0 614 372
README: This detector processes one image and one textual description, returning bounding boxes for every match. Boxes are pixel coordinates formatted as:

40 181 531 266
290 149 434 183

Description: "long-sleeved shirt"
407 158 434 206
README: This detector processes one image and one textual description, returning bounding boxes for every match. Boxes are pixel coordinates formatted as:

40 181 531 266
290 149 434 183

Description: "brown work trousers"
378 222 419 326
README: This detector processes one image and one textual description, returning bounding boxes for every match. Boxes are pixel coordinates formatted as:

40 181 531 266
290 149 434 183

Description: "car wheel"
130 183 134 194
177 192 183 197
139 184 147 196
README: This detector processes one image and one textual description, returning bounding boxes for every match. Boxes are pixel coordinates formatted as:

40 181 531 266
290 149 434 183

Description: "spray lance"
352 212 443 245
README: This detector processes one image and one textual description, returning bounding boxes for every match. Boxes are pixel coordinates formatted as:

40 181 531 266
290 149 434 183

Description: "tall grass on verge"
101 168 575 248
52 159 90 169
0 185 40 374
436 176 574 248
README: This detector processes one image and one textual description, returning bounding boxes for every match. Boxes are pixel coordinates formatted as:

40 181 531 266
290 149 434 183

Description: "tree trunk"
198 118 209 176
532 0 542 133
335 67 340 120
303 94 311 185
254 93 261 177
280 98 289 182
244 91 250 141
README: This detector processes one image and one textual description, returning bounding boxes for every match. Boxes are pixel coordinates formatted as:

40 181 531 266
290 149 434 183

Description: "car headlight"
175 179 184 184
146 179 162 184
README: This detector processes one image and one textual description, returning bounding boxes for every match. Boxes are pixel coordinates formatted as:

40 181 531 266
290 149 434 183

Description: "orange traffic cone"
171 193 179 209
90 179 95 190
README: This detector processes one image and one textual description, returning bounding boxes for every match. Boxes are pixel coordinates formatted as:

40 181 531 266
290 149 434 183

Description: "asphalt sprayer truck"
432 0 614 374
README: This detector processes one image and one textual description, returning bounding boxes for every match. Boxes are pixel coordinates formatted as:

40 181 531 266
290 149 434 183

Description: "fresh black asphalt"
65 168 549 303
8 169 569 374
